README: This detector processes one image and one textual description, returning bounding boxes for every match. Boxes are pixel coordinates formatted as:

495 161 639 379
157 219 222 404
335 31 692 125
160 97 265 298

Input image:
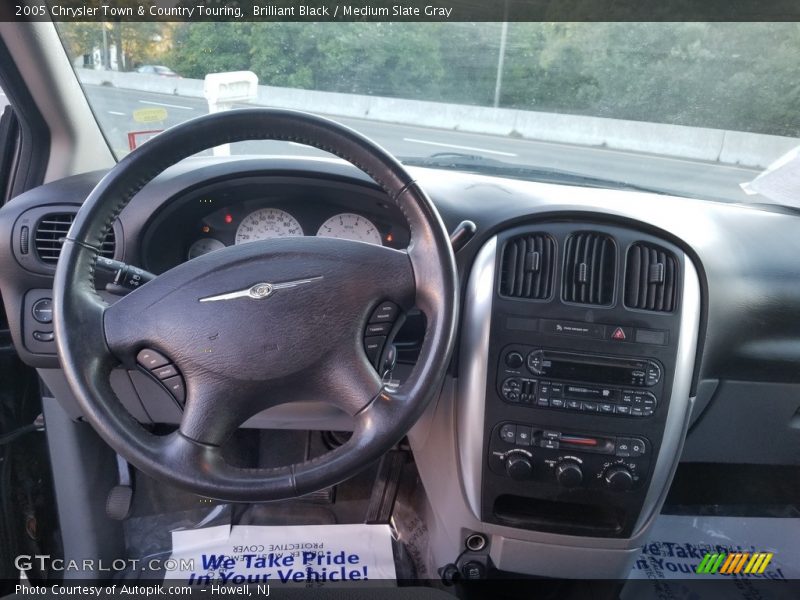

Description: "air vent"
625 242 678 312
562 231 616 305
499 233 556 300
34 213 115 265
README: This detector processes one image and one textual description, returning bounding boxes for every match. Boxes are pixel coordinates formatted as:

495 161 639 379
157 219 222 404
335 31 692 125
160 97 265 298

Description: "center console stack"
480 223 687 538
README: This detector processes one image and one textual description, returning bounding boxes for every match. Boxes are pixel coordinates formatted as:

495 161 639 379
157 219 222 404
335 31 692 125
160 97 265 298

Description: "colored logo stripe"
697 552 774 575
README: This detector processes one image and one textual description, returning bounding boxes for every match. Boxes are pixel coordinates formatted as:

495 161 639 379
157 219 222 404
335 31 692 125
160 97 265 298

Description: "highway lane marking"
138 100 194 111
403 137 517 157
108 111 125 116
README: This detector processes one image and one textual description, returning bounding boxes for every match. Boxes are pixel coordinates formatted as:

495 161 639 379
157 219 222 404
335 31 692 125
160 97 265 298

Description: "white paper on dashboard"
166 523 396 586
741 145 800 208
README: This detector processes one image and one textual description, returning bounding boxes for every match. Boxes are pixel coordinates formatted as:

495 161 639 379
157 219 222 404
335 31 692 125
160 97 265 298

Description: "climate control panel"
488 422 651 491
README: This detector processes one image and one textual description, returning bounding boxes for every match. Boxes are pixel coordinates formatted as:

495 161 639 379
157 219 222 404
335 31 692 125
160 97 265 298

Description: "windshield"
55 22 800 203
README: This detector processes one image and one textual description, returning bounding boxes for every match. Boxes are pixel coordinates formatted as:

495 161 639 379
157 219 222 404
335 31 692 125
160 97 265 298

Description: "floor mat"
623 515 800 599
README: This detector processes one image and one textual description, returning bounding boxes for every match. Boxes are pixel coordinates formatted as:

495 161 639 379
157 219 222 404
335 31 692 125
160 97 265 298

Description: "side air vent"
34 213 116 265
562 231 616 305
499 233 556 300
625 242 678 312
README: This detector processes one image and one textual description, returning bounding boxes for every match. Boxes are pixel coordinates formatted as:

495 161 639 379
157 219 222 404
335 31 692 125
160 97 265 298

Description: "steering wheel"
53 109 458 501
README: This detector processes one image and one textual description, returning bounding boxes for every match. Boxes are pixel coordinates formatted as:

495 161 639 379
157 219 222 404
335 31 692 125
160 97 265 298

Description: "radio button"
499 424 517 443
646 362 662 385
536 397 550 407
621 391 634 404
501 378 522 402
505 351 525 369
599 403 614 414
550 398 565 408
527 350 545 374
631 407 645 416
515 426 532 446
581 401 598 412
566 400 581 410
538 382 550 399
615 405 631 415
551 383 563 397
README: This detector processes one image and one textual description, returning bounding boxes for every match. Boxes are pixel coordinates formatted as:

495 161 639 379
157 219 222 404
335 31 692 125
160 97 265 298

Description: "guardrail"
76 68 798 169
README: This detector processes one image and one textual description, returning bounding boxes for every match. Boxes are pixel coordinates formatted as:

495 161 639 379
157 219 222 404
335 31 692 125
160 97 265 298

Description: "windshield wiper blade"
400 152 665 195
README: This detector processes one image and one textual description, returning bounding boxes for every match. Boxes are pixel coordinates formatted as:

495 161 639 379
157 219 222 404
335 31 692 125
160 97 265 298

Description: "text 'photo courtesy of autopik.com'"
1 1 800 600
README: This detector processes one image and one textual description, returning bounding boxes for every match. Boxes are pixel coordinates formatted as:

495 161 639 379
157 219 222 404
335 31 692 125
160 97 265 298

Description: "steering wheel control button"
31 298 53 323
369 301 399 323
162 376 186 405
364 336 387 366
365 322 391 336
136 349 170 370
32 330 55 342
152 364 178 380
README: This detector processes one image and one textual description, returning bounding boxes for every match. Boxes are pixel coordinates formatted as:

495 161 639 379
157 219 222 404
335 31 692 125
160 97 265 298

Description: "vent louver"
34 213 115 265
625 242 678 312
499 233 556 299
562 231 616 305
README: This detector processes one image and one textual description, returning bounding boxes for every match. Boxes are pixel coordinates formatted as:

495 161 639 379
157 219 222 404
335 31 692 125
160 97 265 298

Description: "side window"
0 82 17 203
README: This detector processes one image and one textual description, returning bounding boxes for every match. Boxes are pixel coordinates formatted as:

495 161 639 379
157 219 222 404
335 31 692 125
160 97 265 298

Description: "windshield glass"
55 22 800 203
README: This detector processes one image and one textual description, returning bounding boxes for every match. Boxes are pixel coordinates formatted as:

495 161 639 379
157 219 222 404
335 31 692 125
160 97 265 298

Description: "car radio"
497 347 663 418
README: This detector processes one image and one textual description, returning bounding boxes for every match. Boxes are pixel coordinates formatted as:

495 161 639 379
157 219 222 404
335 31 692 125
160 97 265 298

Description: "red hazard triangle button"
611 327 627 340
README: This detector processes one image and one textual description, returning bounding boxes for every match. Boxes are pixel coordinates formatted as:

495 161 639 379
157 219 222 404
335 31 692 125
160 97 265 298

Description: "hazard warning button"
610 326 632 341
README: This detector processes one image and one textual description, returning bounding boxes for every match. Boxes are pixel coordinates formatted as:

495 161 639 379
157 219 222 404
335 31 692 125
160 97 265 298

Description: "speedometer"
235 208 304 244
316 213 382 245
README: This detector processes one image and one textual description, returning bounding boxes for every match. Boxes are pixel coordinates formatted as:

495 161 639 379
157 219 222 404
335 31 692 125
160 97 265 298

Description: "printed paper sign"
624 515 800 600
167 524 397 586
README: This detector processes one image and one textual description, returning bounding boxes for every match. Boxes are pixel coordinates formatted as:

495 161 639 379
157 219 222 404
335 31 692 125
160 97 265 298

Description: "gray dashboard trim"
633 257 701 533
457 235 497 518
457 233 702 540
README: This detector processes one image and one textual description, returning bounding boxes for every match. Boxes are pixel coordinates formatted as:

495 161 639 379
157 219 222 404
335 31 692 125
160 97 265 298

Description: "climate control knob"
604 465 634 492
505 454 533 480
555 460 583 488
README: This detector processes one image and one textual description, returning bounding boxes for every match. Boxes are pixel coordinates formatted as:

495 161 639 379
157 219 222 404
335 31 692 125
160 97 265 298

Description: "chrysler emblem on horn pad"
199 277 323 303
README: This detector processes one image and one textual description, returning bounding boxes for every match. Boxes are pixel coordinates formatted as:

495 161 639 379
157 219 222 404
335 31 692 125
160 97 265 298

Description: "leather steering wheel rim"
53 109 458 501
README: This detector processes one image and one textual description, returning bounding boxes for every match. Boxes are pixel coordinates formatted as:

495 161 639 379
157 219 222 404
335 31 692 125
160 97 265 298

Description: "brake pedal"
106 454 134 520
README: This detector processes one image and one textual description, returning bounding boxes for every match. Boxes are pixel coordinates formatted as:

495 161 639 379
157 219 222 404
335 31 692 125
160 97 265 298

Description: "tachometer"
235 208 304 244
187 237 225 260
316 213 382 245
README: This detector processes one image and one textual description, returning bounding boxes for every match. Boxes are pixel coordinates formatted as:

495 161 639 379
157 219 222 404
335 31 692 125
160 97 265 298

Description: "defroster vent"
499 233 556 300
625 242 678 312
35 213 116 265
562 231 616 305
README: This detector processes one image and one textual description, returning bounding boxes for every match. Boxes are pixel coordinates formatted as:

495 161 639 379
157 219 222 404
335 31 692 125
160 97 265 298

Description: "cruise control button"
32 298 54 324
153 364 178 380
363 336 386 365
162 376 185 404
369 301 399 323
364 322 391 336
499 424 516 443
137 348 170 370
32 330 55 342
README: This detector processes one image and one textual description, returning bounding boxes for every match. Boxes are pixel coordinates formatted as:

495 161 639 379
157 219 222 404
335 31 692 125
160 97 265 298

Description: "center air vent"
499 233 556 300
34 213 116 265
624 242 678 312
562 232 616 305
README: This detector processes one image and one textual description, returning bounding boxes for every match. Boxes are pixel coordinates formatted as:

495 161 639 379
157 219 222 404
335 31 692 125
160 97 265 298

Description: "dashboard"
1 154 800 578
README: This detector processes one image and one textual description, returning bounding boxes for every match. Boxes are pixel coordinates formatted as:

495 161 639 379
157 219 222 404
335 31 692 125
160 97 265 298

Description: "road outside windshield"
56 22 800 203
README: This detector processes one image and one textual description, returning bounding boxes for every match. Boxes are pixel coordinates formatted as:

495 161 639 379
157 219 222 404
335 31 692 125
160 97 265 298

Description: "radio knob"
604 465 634 492
505 455 533 480
505 351 524 369
555 460 583 488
